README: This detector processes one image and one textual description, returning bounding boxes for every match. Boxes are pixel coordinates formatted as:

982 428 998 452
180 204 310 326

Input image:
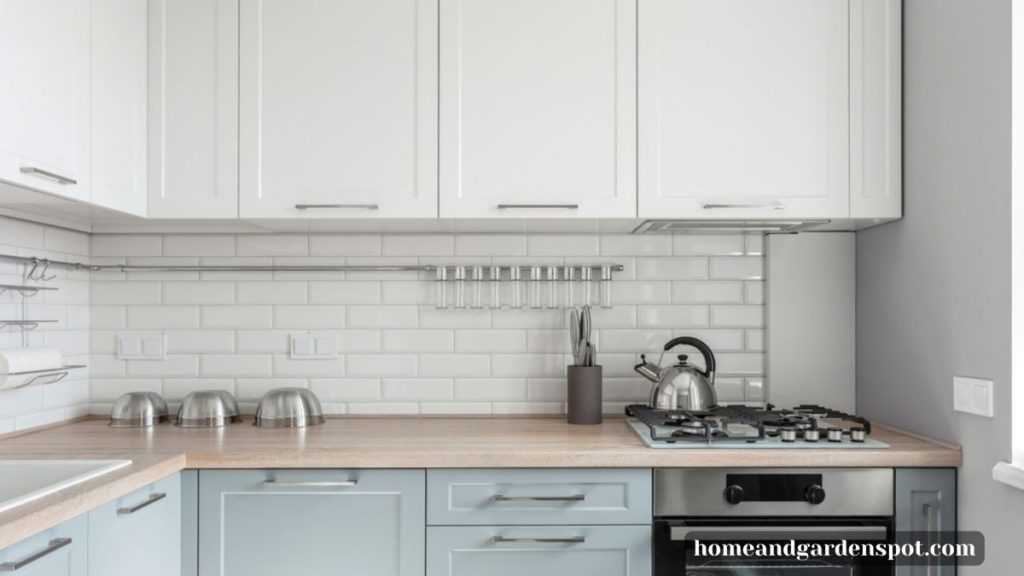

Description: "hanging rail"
0 253 623 273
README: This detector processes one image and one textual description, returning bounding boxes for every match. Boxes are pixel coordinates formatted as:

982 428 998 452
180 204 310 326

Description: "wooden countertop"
0 416 961 548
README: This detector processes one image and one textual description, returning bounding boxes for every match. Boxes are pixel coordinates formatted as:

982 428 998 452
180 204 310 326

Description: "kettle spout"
634 355 660 383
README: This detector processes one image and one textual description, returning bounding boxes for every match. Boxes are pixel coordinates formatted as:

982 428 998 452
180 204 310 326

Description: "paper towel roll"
0 347 64 390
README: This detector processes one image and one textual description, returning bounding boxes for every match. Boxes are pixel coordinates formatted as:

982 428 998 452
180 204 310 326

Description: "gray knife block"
567 365 603 425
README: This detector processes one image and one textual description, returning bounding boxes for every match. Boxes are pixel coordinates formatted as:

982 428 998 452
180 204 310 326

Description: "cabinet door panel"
0 516 86 576
239 0 438 218
88 474 181 576
199 469 425 576
638 0 849 219
427 525 651 576
440 0 637 218
148 0 239 218
0 0 89 201
895 468 956 576
91 0 147 216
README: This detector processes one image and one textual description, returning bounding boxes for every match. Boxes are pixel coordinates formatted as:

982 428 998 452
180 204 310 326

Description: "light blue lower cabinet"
0 516 87 576
198 469 425 576
426 525 652 576
88 473 181 576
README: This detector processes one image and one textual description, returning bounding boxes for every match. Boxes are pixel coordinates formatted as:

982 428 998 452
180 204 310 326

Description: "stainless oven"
654 469 895 575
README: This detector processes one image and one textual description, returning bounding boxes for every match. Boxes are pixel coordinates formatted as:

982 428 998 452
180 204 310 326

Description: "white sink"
0 459 132 514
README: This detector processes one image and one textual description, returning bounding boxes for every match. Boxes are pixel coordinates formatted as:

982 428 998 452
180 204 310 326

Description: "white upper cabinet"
238 0 438 219
439 0 638 219
0 0 90 202
148 0 239 219
850 0 901 219
638 0 850 220
91 0 148 216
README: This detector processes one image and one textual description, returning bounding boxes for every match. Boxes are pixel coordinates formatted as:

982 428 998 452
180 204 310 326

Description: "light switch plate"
953 376 994 417
291 335 316 358
290 335 338 359
117 334 166 360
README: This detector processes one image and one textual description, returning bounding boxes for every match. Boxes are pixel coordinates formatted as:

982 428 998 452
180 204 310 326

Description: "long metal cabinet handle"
0 538 72 572
262 480 358 488
700 201 785 210
923 503 937 576
496 204 580 209
491 494 586 502
294 204 379 210
117 492 167 515
19 167 77 185
491 536 585 544
670 525 888 542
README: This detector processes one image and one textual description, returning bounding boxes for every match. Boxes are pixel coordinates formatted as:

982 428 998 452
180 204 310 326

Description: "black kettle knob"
723 484 744 505
804 484 826 505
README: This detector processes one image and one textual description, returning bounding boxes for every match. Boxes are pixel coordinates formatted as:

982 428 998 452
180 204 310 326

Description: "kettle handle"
663 336 716 379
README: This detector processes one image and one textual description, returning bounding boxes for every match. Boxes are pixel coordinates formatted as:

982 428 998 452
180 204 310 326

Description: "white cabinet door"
239 0 438 219
148 0 239 219
850 0 901 220
638 0 849 219
0 0 89 201
439 0 637 219
91 0 147 216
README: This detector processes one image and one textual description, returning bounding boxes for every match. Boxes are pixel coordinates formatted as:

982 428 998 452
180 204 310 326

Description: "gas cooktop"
625 404 889 449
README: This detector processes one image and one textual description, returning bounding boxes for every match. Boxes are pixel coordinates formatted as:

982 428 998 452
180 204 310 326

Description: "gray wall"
856 0 1022 573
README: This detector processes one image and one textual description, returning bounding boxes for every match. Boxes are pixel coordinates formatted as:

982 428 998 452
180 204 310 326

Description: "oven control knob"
804 484 826 505
724 485 744 505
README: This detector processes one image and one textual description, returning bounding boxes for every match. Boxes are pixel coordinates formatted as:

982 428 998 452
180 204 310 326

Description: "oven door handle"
670 525 888 542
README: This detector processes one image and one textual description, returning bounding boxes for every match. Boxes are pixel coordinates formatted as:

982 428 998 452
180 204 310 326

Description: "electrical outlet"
953 376 994 417
290 335 338 359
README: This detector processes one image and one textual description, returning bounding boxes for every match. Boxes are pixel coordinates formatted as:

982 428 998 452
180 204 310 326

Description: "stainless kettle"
634 336 717 411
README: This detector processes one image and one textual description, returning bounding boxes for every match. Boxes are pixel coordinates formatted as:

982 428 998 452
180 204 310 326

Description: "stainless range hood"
632 219 829 234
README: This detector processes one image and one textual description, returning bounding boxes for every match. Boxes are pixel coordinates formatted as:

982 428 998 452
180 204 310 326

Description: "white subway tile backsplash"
710 256 764 280
638 257 709 280
273 305 346 329
672 281 744 304
128 306 201 329
383 378 453 401
163 282 235 304
202 306 272 329
637 305 709 328
18 228 768 419
419 354 491 377
454 378 526 401
673 234 745 256
454 330 526 353
237 281 308 304
383 330 454 353
237 235 309 256
347 354 418 377
347 306 418 328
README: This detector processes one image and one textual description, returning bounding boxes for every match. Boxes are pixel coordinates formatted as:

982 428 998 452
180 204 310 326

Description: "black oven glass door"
655 519 894 576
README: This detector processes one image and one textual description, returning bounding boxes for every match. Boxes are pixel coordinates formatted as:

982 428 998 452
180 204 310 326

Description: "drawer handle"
700 201 785 210
117 492 166 515
0 538 72 572
492 536 585 544
19 166 77 185
262 480 358 488
295 204 379 210
497 204 579 210
491 494 586 502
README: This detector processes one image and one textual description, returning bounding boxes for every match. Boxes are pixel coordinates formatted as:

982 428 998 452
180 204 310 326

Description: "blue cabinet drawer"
88 473 181 576
427 469 652 525
427 525 651 576
0 516 86 576
198 469 425 576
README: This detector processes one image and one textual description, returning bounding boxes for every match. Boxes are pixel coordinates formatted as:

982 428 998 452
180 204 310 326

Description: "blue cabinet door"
895 468 957 576
198 469 425 576
0 516 86 576
88 473 181 576
427 525 651 576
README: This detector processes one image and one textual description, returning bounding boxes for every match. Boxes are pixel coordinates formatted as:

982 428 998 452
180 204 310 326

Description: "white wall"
0 216 91 432
87 232 766 415
856 0 1024 573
